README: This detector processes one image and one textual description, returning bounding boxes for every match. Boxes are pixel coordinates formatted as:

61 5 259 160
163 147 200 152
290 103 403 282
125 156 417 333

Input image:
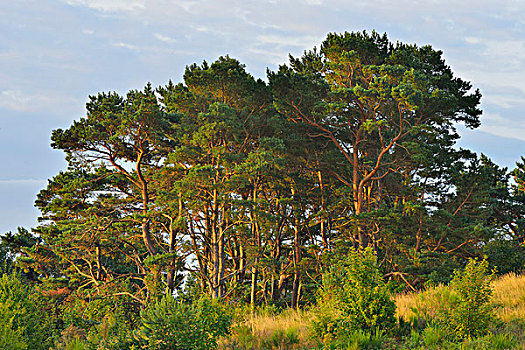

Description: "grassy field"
219 273 525 349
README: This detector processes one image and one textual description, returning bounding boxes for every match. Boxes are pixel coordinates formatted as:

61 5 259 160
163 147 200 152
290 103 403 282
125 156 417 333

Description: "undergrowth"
220 266 525 349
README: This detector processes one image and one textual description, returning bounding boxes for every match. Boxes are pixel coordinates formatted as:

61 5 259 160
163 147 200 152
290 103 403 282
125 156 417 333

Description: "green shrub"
85 310 139 349
261 329 300 349
136 295 232 349
322 329 385 350
443 333 515 350
53 326 89 350
0 309 28 350
229 324 255 349
441 258 495 340
53 284 141 349
59 287 138 331
315 246 396 342
486 333 516 349
422 325 445 349
0 273 54 350
404 328 421 349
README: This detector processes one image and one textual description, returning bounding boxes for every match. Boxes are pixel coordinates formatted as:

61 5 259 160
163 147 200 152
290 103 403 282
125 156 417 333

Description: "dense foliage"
137 296 232 349
317 247 396 336
2 30 524 348
442 258 496 340
0 273 54 350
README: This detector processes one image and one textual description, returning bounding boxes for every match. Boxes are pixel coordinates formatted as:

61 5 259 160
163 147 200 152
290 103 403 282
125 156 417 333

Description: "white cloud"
112 42 140 51
0 51 22 60
479 113 525 141
464 36 482 45
256 34 322 48
478 38 525 60
154 33 176 43
0 90 81 113
65 0 145 12
245 48 289 66
305 0 323 4
176 1 201 13
192 26 209 32
484 94 525 109
0 179 46 185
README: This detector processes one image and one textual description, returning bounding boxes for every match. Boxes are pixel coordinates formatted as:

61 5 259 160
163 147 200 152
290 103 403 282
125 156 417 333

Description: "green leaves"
319 247 396 335
441 258 496 340
0 274 54 350
136 296 232 350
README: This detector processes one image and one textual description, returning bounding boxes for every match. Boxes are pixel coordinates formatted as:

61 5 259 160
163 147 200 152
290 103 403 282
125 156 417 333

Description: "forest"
1 31 525 349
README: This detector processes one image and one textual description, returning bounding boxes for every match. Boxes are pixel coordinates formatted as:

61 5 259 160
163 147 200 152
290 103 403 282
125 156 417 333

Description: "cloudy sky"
1 0 525 234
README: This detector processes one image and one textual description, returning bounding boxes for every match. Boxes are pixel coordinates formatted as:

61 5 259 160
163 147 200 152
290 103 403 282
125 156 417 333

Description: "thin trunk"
271 236 282 303
318 170 328 248
250 267 258 306
291 222 301 308
291 187 301 309
95 243 101 280
167 194 182 295
237 240 246 283
352 142 367 248
250 184 260 307
211 188 221 298
209 185 226 299
263 275 269 304
136 152 157 256
218 228 225 298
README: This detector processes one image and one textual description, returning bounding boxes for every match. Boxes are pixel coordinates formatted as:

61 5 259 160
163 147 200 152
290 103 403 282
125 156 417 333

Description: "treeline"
2 31 525 313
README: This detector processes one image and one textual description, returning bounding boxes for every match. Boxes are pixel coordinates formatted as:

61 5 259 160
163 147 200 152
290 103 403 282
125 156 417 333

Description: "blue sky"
1 0 525 234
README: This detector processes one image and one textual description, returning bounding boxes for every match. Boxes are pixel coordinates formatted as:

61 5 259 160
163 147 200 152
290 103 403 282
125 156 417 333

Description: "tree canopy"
3 31 524 313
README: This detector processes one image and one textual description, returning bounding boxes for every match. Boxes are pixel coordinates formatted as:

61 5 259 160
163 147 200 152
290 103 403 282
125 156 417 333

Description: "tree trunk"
271 235 282 303
291 187 301 309
95 243 101 280
250 266 258 307
250 184 260 307
291 222 301 309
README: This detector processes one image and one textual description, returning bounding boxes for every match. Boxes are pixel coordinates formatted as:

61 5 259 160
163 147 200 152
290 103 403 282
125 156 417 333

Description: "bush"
315 246 396 340
136 295 232 349
440 258 495 340
324 329 385 350
260 329 300 349
53 326 88 350
54 283 141 349
85 309 139 349
0 273 54 350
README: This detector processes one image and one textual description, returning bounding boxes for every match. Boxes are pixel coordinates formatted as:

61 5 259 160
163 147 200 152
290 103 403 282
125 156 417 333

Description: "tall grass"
219 307 316 349
396 273 525 323
220 273 525 349
491 273 525 322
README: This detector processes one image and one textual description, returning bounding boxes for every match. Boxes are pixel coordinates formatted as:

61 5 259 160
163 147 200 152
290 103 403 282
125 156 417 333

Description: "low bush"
314 246 396 346
136 295 232 349
0 273 54 350
440 258 495 340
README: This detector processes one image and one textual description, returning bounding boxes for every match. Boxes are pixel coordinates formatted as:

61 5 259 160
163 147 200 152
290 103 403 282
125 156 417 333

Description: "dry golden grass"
395 273 525 323
491 273 525 322
219 308 317 349
221 274 525 348
247 308 313 342
395 283 456 322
